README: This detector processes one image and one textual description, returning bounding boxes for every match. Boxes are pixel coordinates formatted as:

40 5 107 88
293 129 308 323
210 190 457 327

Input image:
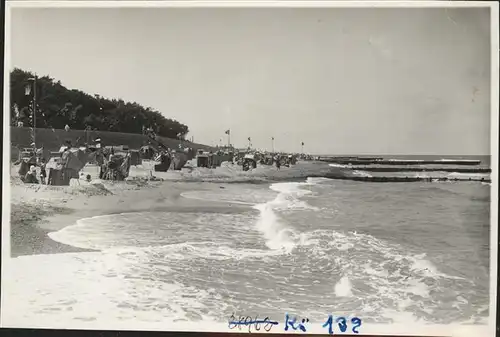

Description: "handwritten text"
228 313 362 334
228 313 279 333
322 315 362 334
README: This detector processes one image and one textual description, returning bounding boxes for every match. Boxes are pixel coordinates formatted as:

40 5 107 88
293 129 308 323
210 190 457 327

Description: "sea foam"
252 181 320 252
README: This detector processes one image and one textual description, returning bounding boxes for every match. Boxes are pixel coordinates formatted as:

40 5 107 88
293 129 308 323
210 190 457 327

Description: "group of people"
16 145 47 184
153 148 173 172
20 138 90 185
99 148 131 180
274 154 297 169
23 159 47 184
233 151 297 171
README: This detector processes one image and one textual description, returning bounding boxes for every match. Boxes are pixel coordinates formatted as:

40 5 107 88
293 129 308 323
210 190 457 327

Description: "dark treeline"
10 68 189 139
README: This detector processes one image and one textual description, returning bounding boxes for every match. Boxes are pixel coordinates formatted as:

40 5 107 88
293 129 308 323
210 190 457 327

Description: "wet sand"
9 176 248 258
8 160 338 258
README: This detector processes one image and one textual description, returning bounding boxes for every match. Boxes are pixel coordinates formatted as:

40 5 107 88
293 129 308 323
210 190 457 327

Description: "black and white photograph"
2 1 498 336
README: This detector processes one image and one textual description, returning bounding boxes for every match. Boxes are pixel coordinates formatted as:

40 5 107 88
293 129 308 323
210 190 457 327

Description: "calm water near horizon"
315 155 491 166
5 159 491 326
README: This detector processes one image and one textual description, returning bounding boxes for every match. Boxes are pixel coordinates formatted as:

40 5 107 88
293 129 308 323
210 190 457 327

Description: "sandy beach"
5 160 491 331
9 165 250 258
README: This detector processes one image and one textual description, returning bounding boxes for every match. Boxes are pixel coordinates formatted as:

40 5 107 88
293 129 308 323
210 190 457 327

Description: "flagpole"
24 76 38 153
228 129 231 147
33 76 37 152
272 137 274 153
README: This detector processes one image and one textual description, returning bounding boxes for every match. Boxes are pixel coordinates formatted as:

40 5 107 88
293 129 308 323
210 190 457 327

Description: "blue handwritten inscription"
228 313 279 332
322 315 362 334
284 313 310 332
228 313 362 334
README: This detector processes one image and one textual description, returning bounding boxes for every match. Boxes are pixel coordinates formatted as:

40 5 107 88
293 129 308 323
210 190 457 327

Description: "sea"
4 155 492 331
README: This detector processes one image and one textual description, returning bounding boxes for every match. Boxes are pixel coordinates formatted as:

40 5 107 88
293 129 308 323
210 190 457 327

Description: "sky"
9 6 492 155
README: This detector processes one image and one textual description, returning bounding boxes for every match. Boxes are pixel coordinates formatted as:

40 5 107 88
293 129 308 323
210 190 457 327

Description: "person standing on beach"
39 158 47 184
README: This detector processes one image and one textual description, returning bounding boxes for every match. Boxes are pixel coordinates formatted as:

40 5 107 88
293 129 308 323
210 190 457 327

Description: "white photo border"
2 2 499 337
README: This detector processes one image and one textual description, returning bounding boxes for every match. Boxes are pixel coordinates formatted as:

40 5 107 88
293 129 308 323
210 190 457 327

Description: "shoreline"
5 164 492 332
11 202 96 257
9 179 251 258
8 160 491 258
6 161 326 258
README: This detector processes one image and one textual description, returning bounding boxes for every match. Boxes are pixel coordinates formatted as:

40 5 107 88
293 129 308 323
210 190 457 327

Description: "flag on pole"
248 137 251 142
272 137 274 140
301 142 304 146
225 129 230 135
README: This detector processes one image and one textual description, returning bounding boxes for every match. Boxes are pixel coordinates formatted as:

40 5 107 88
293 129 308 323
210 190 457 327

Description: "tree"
10 68 190 139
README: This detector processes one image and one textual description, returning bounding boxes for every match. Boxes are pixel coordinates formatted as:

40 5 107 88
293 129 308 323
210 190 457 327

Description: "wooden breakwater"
319 157 481 166
350 167 491 173
322 174 491 183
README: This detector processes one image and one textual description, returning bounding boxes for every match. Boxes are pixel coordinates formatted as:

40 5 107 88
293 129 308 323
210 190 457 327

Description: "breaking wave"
6 175 489 328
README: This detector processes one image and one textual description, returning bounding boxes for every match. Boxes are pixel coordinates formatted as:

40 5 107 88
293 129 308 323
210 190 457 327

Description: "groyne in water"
321 174 491 183
319 158 482 166
349 167 491 173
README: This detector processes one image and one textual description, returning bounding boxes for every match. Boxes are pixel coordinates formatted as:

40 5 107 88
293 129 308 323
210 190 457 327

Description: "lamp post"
25 76 37 151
